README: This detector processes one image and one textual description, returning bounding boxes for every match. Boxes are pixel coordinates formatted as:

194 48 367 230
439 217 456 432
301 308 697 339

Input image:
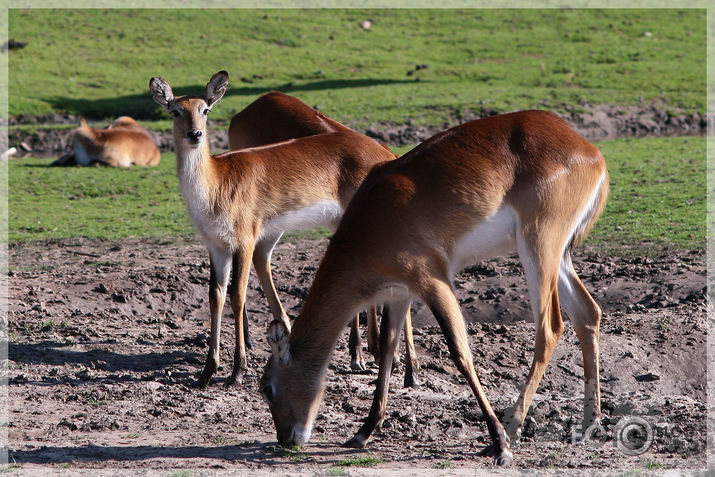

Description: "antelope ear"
149 77 174 110
267 320 291 365
205 70 229 109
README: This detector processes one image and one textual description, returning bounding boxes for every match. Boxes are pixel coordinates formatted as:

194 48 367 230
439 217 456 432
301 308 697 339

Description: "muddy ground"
6 236 707 474
7 102 709 158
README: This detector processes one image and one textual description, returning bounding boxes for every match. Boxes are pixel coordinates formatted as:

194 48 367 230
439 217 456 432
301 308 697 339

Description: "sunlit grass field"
9 136 706 250
9 9 705 131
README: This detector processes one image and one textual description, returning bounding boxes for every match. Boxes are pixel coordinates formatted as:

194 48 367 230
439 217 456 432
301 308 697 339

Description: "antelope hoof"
403 369 420 388
343 434 368 449
226 368 246 387
196 361 218 389
582 415 602 433
197 368 215 388
479 443 513 466
350 357 366 372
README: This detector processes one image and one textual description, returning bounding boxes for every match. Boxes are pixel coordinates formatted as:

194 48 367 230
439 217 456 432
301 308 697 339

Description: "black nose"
186 130 202 141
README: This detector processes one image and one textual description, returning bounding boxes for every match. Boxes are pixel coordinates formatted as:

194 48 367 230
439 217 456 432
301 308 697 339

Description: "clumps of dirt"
364 103 708 147
7 237 707 471
7 103 709 158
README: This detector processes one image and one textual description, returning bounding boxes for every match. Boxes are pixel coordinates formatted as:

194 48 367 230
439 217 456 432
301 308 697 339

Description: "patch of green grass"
587 136 705 250
123 433 141 439
322 467 348 476
432 459 453 469
167 471 192 477
8 9 705 129
643 460 666 470
9 137 705 252
334 455 384 467
87 398 108 408
9 153 191 242
272 444 308 461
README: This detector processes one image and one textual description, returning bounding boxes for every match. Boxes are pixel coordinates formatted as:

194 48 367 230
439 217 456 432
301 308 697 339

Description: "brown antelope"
228 90 419 382
53 116 160 167
228 90 351 148
260 110 608 466
149 71 412 387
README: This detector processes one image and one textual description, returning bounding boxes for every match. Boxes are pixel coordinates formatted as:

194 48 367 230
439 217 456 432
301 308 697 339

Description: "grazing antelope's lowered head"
150 71 229 150
260 320 325 446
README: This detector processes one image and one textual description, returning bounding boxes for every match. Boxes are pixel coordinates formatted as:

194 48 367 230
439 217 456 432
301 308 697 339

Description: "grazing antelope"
150 71 407 387
53 116 160 167
260 110 608 466
229 90 419 381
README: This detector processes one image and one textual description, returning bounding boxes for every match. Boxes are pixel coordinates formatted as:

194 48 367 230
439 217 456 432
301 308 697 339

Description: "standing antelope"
229 90 419 381
149 71 406 387
260 110 608 466
53 116 160 167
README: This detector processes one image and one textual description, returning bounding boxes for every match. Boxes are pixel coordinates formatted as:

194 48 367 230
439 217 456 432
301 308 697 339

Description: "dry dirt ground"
6 236 707 474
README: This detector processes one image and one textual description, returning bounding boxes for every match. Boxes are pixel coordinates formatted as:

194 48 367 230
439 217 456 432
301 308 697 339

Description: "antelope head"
260 320 325 447
150 71 229 149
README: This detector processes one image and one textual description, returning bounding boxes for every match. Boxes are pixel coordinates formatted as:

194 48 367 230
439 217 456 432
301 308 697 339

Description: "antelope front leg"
344 300 410 448
425 278 512 466
227 245 254 386
253 235 291 330
198 249 232 388
231 253 253 350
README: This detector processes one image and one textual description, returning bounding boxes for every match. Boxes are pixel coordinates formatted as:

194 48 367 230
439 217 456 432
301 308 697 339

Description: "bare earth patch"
7 237 706 473
8 103 709 158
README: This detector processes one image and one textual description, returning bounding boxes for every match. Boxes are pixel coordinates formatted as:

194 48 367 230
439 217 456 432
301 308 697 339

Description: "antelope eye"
202 108 209 116
170 110 180 118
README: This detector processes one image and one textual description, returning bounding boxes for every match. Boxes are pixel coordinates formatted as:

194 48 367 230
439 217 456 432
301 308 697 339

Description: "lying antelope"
53 116 160 167
260 110 608 466
150 71 409 387
229 90 419 381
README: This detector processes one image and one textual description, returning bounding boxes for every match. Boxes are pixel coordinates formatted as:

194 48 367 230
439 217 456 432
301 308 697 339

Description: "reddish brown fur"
229 92 414 377
228 91 351 149
150 72 405 387
262 110 608 466
72 116 160 167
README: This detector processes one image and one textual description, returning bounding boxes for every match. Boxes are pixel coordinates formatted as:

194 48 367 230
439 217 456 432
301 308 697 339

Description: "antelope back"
228 91 351 150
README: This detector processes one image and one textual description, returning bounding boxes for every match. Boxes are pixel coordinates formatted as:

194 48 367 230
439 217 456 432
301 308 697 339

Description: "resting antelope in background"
53 116 160 167
150 71 413 387
260 110 608 466
229 90 418 380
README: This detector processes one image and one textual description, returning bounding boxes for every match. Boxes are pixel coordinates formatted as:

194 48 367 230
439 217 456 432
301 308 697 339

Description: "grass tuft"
334 455 384 467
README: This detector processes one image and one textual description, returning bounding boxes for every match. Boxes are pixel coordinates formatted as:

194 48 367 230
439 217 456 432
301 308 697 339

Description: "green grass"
272 445 309 461
334 455 384 467
9 153 190 241
589 136 705 249
8 9 705 130
167 471 191 477
8 137 705 250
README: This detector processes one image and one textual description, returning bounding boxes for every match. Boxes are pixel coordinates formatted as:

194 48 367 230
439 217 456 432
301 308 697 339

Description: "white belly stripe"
260 200 344 240
449 205 518 277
